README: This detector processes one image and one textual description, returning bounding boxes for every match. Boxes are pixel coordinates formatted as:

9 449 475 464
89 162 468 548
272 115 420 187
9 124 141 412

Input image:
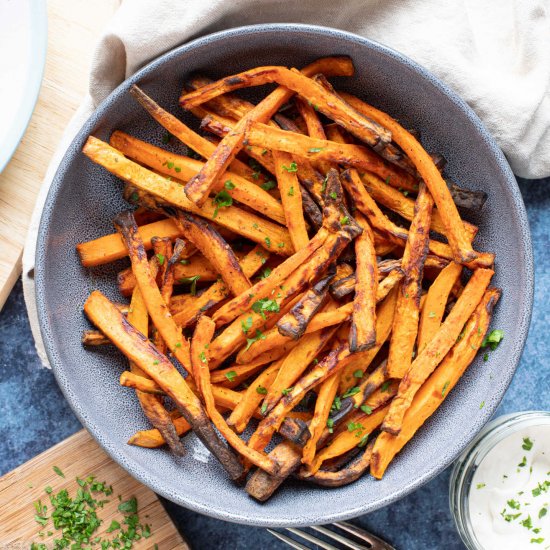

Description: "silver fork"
267 521 395 550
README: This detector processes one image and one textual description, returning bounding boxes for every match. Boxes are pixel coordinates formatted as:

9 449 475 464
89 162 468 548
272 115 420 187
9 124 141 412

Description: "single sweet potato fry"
302 372 341 466
349 212 378 352
276 270 334 339
128 415 191 448
299 441 375 487
386 183 434 379
77 218 184 267
172 211 251 296
417 262 463 352
227 360 282 433
339 286 398 394
273 150 309 250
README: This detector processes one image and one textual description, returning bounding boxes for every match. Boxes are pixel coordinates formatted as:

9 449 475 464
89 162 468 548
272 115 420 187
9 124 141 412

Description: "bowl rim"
35 22 534 526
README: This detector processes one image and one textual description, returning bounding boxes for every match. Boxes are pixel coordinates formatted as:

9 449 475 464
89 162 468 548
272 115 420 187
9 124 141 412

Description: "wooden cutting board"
0 0 118 311
0 430 189 549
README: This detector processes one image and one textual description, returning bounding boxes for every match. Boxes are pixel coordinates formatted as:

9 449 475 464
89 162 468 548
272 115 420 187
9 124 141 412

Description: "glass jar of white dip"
450 411 550 550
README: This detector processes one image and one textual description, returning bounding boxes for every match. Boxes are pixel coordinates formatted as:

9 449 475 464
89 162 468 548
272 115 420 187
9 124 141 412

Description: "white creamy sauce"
469 424 550 549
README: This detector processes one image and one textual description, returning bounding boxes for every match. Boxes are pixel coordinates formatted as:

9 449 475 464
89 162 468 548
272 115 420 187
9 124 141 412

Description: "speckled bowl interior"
36 24 533 527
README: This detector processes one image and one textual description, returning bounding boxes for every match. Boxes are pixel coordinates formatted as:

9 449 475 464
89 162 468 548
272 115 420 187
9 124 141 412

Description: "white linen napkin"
23 0 550 367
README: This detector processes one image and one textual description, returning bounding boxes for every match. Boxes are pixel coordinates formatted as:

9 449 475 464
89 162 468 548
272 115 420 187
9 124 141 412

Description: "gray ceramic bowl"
36 24 533 527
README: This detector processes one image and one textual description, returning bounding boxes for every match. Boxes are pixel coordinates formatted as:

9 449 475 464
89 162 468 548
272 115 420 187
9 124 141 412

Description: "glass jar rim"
449 410 550 550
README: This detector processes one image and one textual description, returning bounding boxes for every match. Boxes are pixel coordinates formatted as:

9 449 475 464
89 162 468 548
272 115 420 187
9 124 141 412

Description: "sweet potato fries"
78 56 500 500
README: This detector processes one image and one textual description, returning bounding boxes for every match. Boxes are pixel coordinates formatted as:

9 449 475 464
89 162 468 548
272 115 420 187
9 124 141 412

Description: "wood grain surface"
0 430 189 549
0 0 118 311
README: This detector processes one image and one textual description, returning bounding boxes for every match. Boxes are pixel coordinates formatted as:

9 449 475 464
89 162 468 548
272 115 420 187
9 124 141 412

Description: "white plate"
0 0 47 173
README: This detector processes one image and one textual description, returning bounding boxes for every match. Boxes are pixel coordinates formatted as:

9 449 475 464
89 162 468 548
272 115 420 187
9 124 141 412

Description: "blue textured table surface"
1 177 548 549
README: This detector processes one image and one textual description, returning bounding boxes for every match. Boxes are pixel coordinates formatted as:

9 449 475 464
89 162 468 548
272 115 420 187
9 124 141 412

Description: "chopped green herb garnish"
523 437 534 451
199 351 207 363
347 421 364 434
353 369 363 379
264 237 271 248
179 259 190 265
326 418 334 433
155 253 165 265
519 456 527 467
251 298 280 319
179 275 200 296
308 147 324 153
360 405 373 415
380 381 391 392
241 316 253 334
501 510 521 522
441 380 450 397
479 401 485 409
508 499 521 510
358 434 369 448
428 311 436 318
530 538 544 544
53 466 65 478
476 483 486 489
342 386 360 398
340 216 350 225
107 519 121 533
481 329 504 350
225 371 237 382
331 396 342 412
288 186 295 196
538 507 547 519
277 242 285 248
281 387 294 396
212 189 233 218
521 515 533 530
256 385 268 395
261 180 276 191
224 180 235 190
283 162 298 173
329 191 337 200
246 329 266 350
